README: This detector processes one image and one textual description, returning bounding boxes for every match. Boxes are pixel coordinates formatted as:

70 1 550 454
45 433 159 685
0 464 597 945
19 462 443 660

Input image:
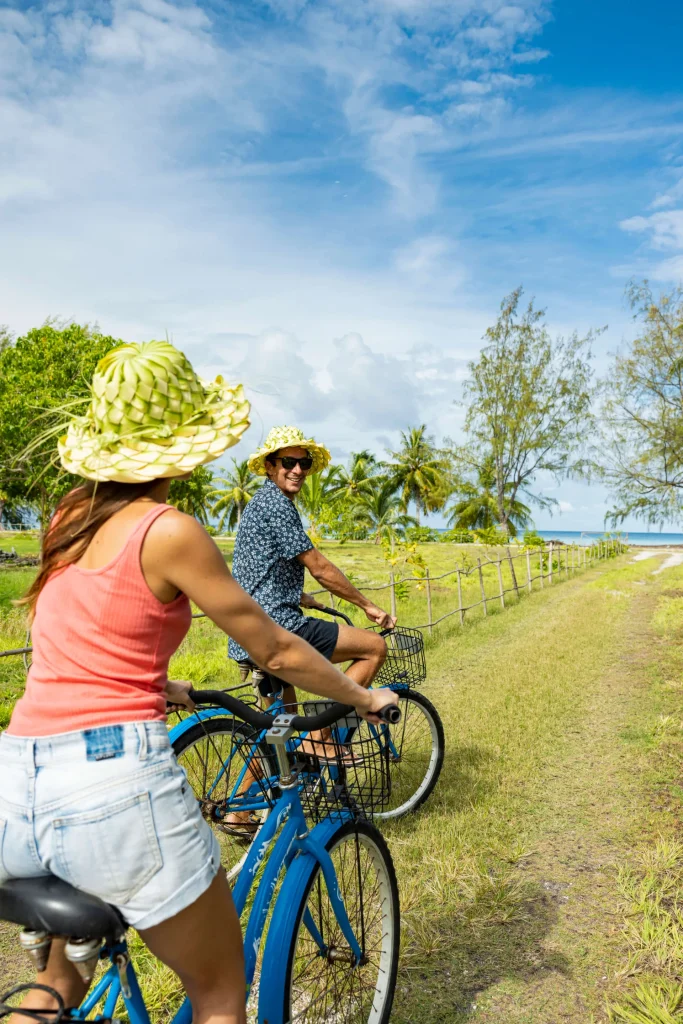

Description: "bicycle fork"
261 716 363 966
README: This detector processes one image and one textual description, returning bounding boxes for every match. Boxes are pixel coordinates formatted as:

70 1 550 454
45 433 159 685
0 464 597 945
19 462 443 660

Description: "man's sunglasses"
277 456 313 471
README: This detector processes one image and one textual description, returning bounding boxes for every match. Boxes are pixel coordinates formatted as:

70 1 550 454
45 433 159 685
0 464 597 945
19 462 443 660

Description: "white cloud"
558 500 574 514
619 197 683 282
620 210 683 250
1 0 680 533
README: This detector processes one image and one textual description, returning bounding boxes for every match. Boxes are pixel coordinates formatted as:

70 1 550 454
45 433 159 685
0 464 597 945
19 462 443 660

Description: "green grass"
0 530 40 556
2 545 672 1023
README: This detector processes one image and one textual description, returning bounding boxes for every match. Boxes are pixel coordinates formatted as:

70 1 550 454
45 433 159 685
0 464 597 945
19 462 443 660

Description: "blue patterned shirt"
228 479 313 661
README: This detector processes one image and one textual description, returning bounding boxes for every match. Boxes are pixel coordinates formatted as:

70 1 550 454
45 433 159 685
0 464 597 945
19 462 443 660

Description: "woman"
0 341 397 1024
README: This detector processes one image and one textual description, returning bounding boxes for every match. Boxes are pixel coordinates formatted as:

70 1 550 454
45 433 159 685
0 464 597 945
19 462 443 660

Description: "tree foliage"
168 466 215 525
599 283 683 526
354 478 417 545
386 425 449 523
0 322 122 528
445 455 532 538
457 288 597 535
208 459 261 532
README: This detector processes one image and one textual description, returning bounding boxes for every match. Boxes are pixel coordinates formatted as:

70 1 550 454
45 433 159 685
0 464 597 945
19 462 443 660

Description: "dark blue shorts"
292 615 340 661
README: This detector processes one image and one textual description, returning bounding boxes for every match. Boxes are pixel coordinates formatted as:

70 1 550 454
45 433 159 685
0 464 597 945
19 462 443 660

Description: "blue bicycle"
171 610 445 880
0 692 401 1023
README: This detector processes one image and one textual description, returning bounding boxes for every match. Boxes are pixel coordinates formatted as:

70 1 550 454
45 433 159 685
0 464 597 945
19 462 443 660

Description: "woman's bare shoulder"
146 506 221 558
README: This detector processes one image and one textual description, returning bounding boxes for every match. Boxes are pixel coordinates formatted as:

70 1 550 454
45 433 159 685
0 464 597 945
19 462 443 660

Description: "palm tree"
168 466 215 525
208 460 261 533
386 426 448 525
329 450 379 504
297 466 342 535
446 457 532 539
355 479 417 545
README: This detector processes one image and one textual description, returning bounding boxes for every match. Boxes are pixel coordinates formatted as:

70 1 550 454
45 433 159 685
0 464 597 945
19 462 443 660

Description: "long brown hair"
21 479 161 615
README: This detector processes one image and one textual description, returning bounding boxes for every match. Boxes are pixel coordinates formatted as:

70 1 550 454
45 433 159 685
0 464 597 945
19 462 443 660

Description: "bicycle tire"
172 717 276 882
262 819 400 1024
373 689 444 820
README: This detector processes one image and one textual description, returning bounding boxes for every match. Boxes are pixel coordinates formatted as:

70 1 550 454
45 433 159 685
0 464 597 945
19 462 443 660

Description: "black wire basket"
293 701 392 824
370 625 426 688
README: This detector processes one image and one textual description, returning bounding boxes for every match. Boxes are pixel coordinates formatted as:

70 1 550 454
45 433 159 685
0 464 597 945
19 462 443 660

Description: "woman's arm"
145 511 396 721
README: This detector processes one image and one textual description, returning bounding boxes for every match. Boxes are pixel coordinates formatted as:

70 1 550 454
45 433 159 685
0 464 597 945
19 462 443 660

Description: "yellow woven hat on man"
247 425 331 477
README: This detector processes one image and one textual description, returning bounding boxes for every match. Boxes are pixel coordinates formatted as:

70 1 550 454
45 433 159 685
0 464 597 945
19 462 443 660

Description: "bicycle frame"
70 770 360 1024
169 680 409 823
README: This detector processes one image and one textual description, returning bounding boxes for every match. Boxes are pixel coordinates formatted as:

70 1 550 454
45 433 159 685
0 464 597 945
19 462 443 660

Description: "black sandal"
221 815 261 841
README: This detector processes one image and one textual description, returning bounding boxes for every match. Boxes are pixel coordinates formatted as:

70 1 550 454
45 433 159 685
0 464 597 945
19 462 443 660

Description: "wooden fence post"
389 567 397 620
565 546 569 579
477 558 488 616
539 549 544 588
507 547 520 597
457 570 465 627
425 567 433 636
548 542 554 584
496 558 505 609
526 549 532 592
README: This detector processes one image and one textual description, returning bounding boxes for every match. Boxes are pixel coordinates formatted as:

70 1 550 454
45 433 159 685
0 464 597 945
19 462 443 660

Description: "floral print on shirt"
228 479 313 662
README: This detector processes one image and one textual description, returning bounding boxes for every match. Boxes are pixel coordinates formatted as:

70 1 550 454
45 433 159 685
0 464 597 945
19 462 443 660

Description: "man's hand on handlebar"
363 602 396 630
164 679 196 712
357 686 399 725
300 592 326 612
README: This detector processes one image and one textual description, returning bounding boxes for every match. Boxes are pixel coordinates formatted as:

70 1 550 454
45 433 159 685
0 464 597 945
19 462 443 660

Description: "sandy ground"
631 548 683 573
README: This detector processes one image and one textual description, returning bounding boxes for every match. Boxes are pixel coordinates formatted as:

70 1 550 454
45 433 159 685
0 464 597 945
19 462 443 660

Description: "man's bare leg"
300 626 387 758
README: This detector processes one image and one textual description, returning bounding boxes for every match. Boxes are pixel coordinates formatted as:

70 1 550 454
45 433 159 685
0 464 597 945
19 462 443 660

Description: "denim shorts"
0 722 221 930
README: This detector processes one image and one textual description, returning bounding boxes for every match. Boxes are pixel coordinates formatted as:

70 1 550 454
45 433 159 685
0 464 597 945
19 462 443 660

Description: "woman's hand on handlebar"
164 679 196 712
357 686 399 725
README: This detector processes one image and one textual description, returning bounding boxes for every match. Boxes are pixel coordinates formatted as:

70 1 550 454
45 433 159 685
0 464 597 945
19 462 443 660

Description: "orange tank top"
7 504 192 737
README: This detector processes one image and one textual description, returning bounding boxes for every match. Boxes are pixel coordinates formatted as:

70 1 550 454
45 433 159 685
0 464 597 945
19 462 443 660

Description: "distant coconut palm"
355 478 417 545
446 457 531 539
386 426 448 524
208 460 261 532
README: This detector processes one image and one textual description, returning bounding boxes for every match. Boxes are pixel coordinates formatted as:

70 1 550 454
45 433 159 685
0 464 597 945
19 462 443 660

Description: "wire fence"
0 538 627 663
310 537 627 633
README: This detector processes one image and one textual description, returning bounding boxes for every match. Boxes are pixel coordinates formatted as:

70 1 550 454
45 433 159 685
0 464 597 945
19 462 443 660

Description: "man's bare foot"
297 739 364 766
222 812 261 840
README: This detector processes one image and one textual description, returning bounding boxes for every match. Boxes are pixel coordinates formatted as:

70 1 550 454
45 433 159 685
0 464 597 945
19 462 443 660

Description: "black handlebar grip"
380 703 401 724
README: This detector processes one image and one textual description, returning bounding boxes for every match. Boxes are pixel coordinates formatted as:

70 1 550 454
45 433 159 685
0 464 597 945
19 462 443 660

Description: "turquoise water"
535 530 683 547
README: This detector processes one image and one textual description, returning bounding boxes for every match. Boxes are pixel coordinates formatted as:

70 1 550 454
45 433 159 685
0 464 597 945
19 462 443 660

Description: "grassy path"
389 553 669 1023
2 551 680 1023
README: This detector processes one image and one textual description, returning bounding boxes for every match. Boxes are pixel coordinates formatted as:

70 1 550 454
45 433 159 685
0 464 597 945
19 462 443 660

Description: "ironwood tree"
456 288 598 535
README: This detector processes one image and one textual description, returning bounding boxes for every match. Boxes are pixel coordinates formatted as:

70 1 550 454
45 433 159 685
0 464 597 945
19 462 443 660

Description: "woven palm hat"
247 425 331 477
58 340 251 483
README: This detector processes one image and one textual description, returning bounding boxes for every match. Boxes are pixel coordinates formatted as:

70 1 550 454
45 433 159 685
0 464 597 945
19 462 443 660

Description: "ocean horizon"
433 528 683 547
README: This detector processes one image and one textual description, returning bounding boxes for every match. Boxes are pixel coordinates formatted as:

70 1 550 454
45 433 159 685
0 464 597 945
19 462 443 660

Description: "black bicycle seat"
0 877 125 943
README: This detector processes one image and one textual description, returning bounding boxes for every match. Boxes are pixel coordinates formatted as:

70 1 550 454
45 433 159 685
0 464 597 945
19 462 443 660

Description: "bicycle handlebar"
316 606 397 638
188 688 401 729
317 605 353 626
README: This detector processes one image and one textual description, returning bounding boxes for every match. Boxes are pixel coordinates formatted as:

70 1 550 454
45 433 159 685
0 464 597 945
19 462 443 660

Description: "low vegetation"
3 548 683 1023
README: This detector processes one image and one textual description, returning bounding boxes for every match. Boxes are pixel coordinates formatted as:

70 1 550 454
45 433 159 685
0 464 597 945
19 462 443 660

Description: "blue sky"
2 0 683 531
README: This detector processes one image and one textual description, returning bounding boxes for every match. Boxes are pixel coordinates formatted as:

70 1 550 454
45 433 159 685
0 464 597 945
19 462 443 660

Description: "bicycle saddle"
0 877 125 942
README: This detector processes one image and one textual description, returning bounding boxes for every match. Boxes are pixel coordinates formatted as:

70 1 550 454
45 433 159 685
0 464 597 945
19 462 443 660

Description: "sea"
534 530 683 547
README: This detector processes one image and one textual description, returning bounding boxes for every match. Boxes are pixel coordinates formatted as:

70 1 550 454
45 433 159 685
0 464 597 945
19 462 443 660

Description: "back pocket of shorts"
54 792 163 906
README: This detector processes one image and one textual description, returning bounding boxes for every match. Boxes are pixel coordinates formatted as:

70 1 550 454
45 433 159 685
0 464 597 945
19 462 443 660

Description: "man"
228 425 396 708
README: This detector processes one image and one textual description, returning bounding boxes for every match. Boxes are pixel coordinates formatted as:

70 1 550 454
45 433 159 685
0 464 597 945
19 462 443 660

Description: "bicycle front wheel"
266 820 399 1024
172 716 275 881
373 689 445 820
